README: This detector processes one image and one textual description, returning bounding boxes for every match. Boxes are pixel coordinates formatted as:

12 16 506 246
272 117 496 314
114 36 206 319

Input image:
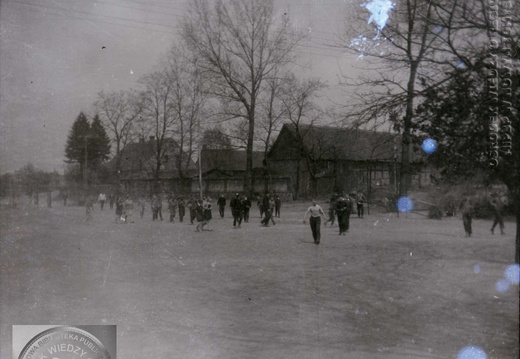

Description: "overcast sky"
0 0 369 174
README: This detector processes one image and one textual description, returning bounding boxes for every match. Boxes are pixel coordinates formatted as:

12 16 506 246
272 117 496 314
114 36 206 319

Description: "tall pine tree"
88 114 111 168
65 112 90 180
65 113 112 184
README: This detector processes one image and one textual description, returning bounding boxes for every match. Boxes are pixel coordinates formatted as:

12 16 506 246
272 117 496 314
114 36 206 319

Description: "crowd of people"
83 189 508 244
83 191 287 231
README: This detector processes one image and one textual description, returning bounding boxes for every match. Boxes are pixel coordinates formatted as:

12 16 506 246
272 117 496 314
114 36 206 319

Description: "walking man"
242 196 251 223
123 195 134 223
217 194 226 218
98 192 106 210
189 197 197 224
460 195 473 237
303 200 325 245
178 197 186 222
490 193 506 235
168 195 177 222
356 190 365 218
336 196 353 235
195 199 207 232
137 196 146 219
230 193 243 228
151 195 159 221
274 194 281 218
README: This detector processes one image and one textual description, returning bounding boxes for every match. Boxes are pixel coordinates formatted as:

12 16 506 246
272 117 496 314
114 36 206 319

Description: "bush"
428 205 443 219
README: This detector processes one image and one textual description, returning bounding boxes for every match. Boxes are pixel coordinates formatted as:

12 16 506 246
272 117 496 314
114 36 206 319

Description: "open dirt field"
1 200 518 359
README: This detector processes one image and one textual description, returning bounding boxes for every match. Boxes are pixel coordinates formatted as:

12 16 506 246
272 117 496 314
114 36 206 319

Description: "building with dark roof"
197 147 289 195
109 136 195 195
268 123 434 198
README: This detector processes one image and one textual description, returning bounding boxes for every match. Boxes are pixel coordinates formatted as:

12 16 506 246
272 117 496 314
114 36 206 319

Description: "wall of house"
190 177 289 197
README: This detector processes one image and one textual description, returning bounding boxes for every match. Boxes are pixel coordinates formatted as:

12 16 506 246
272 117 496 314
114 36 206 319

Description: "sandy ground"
1 200 518 359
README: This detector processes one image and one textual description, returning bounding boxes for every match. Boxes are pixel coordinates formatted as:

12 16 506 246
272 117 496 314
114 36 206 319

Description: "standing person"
336 196 353 235
151 195 157 221
109 194 115 209
217 194 226 218
98 192 107 210
189 197 197 224
460 195 473 237
260 196 274 227
261 193 270 218
490 193 506 235
269 197 276 225
85 195 94 222
303 200 325 245
230 193 243 228
356 190 365 218
195 199 207 232
157 194 164 221
168 195 177 222
258 195 264 218
137 196 146 219
123 195 134 223
115 196 123 223
242 196 251 223
178 197 186 222
63 191 68 206
274 194 282 218
203 197 212 230
325 198 336 226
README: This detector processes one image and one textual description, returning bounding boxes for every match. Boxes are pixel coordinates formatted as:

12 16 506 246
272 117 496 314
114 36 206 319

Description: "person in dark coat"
151 195 159 221
115 196 124 223
168 195 177 222
242 196 251 223
188 197 197 224
217 195 226 218
460 196 473 237
157 194 163 221
178 197 186 222
336 196 353 235
195 199 207 232
490 194 505 235
230 193 243 228
260 194 274 227
356 190 366 218
326 198 336 226
274 194 282 218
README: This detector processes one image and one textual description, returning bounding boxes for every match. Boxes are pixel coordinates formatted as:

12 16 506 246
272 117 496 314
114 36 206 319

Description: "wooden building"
196 147 290 196
268 124 433 199
110 136 194 195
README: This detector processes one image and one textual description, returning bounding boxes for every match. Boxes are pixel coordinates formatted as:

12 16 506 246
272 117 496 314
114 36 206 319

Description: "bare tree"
164 46 209 178
279 75 326 197
341 0 445 195
181 0 303 194
138 70 177 193
257 73 288 158
94 90 144 176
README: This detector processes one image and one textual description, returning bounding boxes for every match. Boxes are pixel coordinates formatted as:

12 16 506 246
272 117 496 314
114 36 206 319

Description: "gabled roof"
200 148 264 174
273 123 421 162
108 138 192 179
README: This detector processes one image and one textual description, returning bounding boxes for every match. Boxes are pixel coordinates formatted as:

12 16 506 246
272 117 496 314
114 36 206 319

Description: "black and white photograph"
0 0 519 358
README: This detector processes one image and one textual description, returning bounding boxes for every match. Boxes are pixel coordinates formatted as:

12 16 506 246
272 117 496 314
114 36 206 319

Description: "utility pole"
84 136 88 189
198 146 203 199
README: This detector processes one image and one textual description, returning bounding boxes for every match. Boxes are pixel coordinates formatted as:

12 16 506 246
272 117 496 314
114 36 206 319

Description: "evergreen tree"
64 112 90 179
415 69 489 180
88 114 111 167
